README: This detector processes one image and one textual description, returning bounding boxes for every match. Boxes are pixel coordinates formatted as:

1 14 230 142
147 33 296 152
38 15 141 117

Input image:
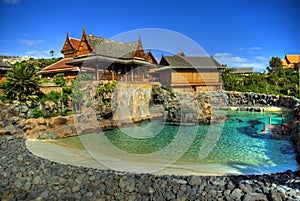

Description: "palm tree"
49 50 54 57
2 61 41 102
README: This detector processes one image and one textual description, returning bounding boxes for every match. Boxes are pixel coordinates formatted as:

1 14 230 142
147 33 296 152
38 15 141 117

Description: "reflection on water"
56 110 299 174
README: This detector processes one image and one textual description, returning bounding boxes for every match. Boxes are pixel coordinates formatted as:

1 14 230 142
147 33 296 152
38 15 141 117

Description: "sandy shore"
26 139 288 176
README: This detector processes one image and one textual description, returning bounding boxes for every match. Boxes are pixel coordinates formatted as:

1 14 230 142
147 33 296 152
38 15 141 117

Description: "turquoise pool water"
83 110 298 174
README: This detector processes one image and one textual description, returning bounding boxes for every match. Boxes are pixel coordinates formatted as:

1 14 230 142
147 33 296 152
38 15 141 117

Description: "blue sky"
0 0 299 72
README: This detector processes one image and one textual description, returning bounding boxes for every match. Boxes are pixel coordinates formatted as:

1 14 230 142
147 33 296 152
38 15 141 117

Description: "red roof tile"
70 37 80 50
37 58 78 74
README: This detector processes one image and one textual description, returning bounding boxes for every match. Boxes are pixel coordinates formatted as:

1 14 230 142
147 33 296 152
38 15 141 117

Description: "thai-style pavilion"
281 54 300 69
151 54 223 92
37 34 81 81
38 28 158 82
0 59 12 83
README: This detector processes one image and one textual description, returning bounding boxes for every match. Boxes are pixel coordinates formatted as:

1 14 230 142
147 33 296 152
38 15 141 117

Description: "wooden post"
131 65 134 82
96 64 99 81
262 123 267 132
138 67 141 82
125 65 127 82
111 65 114 81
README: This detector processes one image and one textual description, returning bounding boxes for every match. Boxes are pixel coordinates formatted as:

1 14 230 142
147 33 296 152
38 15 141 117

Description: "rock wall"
23 116 76 139
152 86 212 124
0 101 34 136
1 89 299 143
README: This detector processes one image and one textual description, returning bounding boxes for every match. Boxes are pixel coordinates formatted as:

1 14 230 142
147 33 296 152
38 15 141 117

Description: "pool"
52 110 299 175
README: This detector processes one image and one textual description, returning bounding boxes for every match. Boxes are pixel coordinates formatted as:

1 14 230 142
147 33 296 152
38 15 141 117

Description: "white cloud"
24 49 62 58
25 50 50 58
20 39 44 46
249 47 262 50
213 52 269 72
213 52 247 64
254 56 269 61
3 0 19 4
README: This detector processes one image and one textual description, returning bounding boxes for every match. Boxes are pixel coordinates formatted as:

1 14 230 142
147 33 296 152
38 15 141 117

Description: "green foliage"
61 85 72 103
40 78 50 83
2 61 41 102
60 108 68 116
39 91 61 104
43 112 57 118
53 73 66 87
50 50 54 57
222 59 299 98
161 86 175 97
96 81 117 98
0 95 7 102
32 107 44 118
71 74 92 112
75 73 94 81
267 57 283 74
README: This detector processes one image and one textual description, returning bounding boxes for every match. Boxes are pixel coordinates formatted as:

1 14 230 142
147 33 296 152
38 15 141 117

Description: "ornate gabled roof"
85 34 107 52
78 30 141 59
37 58 78 75
282 59 287 66
94 38 138 58
132 35 147 59
60 33 81 55
70 37 80 50
175 50 185 57
146 51 158 65
157 55 220 72
285 54 299 64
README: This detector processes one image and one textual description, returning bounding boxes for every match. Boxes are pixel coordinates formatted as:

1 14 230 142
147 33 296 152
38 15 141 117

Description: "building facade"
281 54 300 69
38 28 157 82
151 54 223 92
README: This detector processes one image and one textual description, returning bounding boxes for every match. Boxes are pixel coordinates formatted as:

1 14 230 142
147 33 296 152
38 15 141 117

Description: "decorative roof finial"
82 26 86 35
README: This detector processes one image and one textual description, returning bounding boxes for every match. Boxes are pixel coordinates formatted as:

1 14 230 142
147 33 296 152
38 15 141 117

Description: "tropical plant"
95 81 117 103
53 73 66 87
2 61 41 102
267 57 283 75
32 107 44 118
221 56 300 98
50 50 55 57
39 91 61 104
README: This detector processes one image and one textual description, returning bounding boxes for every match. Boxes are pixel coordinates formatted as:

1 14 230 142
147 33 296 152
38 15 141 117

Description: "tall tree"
267 57 283 75
49 50 55 57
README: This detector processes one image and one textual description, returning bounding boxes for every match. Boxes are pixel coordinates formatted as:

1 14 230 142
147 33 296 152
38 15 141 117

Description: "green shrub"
44 112 57 118
32 108 43 118
2 62 41 102
60 108 68 116
53 73 66 87
39 91 61 104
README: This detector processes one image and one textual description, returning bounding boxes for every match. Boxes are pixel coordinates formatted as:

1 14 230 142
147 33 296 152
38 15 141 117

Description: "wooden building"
38 28 157 82
0 59 12 83
229 67 253 76
152 54 223 92
37 34 81 81
68 29 157 82
281 54 300 69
